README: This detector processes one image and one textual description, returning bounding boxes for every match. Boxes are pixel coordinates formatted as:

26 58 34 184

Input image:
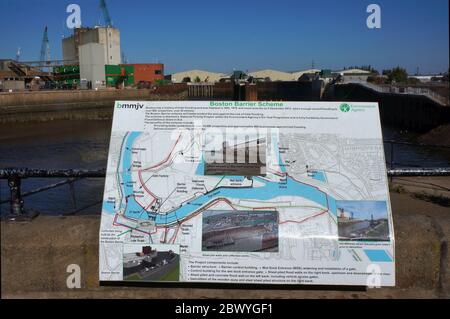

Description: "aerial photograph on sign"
337 201 390 241
203 135 267 176
123 244 180 282
202 210 279 252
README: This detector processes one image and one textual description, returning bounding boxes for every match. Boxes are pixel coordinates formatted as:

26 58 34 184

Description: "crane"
99 0 113 27
39 26 50 66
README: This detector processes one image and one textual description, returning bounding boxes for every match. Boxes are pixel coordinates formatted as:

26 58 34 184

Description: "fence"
358 82 449 106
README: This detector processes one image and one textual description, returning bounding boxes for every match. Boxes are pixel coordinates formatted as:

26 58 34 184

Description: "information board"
99 101 395 286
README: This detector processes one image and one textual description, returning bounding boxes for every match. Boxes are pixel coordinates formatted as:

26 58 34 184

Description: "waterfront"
1 119 449 216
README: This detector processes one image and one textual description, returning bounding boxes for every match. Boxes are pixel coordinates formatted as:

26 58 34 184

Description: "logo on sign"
340 103 351 113
116 102 144 110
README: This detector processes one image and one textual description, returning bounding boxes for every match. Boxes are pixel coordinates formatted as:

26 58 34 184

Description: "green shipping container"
53 65 79 75
106 75 134 87
105 65 121 75
105 65 134 77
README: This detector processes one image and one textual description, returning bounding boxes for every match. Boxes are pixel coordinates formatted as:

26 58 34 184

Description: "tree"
193 76 201 83
182 77 191 83
384 67 408 83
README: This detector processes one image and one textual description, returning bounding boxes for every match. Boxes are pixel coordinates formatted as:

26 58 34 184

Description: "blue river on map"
102 131 337 225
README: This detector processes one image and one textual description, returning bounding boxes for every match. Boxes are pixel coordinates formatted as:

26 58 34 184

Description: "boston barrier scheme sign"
99 101 395 286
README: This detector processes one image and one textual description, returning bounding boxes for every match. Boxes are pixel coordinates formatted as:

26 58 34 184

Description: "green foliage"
154 79 170 86
367 75 387 85
442 68 449 82
193 76 201 83
384 67 408 83
407 77 421 85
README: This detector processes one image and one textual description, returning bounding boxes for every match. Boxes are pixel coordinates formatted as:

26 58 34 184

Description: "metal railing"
1 140 449 218
1 160 450 220
0 168 106 220
351 82 449 106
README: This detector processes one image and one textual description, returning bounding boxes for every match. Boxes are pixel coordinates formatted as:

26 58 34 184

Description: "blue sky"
0 0 448 74
337 201 388 220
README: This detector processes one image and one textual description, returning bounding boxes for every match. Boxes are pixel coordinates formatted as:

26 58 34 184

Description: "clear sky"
337 201 388 220
0 0 448 74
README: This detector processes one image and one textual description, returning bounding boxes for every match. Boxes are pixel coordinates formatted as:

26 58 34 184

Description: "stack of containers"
53 65 80 89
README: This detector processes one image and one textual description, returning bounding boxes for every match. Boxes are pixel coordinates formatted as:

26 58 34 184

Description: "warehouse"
248 69 296 81
170 69 227 83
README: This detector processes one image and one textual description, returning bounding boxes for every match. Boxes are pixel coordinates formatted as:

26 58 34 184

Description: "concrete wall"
95 27 121 65
257 81 317 101
62 37 77 62
1 80 25 91
333 83 450 132
62 27 121 65
0 88 188 123
79 43 106 90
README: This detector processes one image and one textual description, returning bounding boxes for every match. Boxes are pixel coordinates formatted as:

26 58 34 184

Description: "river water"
1 120 449 216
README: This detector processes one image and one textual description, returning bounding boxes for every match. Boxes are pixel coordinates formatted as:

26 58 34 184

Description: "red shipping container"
126 63 164 85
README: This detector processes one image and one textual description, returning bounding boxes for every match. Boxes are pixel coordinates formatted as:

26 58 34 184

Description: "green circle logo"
340 103 351 112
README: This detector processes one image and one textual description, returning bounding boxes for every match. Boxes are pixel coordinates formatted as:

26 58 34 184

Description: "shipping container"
105 65 134 76
53 65 79 75
121 63 163 85
105 75 134 87
105 65 135 87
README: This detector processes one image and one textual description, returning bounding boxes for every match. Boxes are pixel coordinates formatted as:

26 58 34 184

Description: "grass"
158 264 180 282
124 273 142 281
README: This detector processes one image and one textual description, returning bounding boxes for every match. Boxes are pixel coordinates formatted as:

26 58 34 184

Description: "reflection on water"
0 120 111 216
0 120 449 216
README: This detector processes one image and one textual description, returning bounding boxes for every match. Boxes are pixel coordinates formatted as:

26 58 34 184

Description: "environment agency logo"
340 103 351 112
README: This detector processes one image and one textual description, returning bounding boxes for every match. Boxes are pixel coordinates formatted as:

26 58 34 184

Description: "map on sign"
99 101 395 286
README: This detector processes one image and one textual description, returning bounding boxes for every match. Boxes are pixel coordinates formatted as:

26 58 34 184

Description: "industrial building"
291 68 321 80
338 68 372 83
169 69 227 83
248 69 296 81
58 23 164 89
79 43 107 89
62 27 121 65
169 68 328 83
0 59 53 91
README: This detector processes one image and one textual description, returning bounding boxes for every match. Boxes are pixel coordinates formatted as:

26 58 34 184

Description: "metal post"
8 174 24 216
390 142 394 168
5 173 39 221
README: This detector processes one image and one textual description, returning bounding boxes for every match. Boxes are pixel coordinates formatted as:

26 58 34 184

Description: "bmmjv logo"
116 102 144 110
340 103 351 113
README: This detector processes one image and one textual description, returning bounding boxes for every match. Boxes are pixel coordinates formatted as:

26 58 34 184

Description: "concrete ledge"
2 192 448 299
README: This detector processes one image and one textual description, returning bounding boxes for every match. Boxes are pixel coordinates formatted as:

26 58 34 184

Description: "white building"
62 27 121 65
291 69 321 80
79 43 106 90
248 69 296 81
